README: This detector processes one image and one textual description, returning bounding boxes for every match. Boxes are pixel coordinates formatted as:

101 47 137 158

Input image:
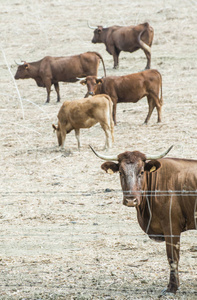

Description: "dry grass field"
0 0 197 299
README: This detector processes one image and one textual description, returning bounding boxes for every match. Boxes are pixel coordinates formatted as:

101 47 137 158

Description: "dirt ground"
0 0 197 299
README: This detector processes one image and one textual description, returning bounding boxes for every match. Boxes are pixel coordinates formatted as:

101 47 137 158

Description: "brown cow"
88 22 154 69
52 95 114 150
14 52 106 103
90 145 197 295
80 69 163 125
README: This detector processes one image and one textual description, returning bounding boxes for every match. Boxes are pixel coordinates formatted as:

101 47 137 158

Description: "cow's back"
58 95 111 129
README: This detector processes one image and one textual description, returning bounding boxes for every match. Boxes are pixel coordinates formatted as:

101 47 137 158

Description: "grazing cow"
80 69 163 125
14 52 106 103
88 22 154 69
90 145 197 295
52 95 114 150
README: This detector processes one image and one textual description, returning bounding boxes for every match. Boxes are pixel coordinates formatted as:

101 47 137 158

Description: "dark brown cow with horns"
90 145 197 295
80 69 163 125
14 52 106 103
88 22 154 69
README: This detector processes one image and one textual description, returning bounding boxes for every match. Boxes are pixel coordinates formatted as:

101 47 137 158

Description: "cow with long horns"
90 145 197 295
14 52 106 103
88 22 154 69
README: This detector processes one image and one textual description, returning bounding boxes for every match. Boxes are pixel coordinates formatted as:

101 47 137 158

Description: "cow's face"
80 76 102 96
52 124 62 146
101 151 161 207
14 63 31 79
92 26 103 43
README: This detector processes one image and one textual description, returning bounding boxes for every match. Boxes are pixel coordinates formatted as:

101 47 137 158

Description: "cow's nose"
89 92 94 96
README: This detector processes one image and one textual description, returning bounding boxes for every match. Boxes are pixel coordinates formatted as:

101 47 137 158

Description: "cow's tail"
158 71 163 106
105 94 114 143
93 51 107 77
137 23 152 54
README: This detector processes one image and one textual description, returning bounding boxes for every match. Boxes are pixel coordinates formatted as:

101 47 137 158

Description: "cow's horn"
89 145 118 161
76 77 86 81
15 60 25 66
87 21 97 29
146 145 173 160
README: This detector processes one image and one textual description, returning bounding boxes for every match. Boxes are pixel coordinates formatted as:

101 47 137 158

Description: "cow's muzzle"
123 197 138 207
88 91 94 96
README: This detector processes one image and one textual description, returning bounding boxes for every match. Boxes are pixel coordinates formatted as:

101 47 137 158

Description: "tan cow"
52 95 114 150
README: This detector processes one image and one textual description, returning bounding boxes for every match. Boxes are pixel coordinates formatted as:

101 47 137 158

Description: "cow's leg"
54 83 60 102
112 101 117 125
75 129 81 150
163 235 180 294
144 97 155 124
108 46 120 69
146 94 162 123
100 122 111 149
45 79 52 103
143 49 151 69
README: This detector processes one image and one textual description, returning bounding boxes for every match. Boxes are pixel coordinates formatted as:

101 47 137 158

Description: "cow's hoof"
159 288 177 297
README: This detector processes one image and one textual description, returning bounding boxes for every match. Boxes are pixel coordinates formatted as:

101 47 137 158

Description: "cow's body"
90 146 197 294
52 95 114 150
14 52 106 103
89 22 154 69
81 69 163 125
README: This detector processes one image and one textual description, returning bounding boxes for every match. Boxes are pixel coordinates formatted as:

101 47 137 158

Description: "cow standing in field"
88 22 154 69
80 69 163 125
14 52 106 103
52 95 114 150
90 145 197 295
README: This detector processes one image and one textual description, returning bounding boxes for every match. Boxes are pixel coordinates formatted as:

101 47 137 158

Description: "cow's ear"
144 160 161 173
101 162 119 174
96 78 103 84
24 63 29 69
52 124 57 131
80 80 86 85
97 26 103 33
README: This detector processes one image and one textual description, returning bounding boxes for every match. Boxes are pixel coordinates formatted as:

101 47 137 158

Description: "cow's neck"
135 172 156 234
29 61 41 79
101 28 109 44
136 196 150 233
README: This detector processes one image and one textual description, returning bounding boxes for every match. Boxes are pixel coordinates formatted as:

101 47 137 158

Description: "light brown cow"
80 69 163 125
52 95 114 150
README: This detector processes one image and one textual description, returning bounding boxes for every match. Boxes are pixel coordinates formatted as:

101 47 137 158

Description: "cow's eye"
140 171 144 176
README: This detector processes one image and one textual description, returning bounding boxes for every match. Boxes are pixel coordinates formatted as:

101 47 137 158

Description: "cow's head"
87 22 104 43
92 26 104 43
90 145 173 207
80 76 103 96
14 61 31 79
52 123 62 146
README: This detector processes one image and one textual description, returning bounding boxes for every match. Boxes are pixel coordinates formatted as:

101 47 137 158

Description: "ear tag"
150 166 156 173
107 168 114 174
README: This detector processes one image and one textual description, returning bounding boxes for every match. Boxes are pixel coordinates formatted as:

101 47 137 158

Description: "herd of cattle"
14 22 196 295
